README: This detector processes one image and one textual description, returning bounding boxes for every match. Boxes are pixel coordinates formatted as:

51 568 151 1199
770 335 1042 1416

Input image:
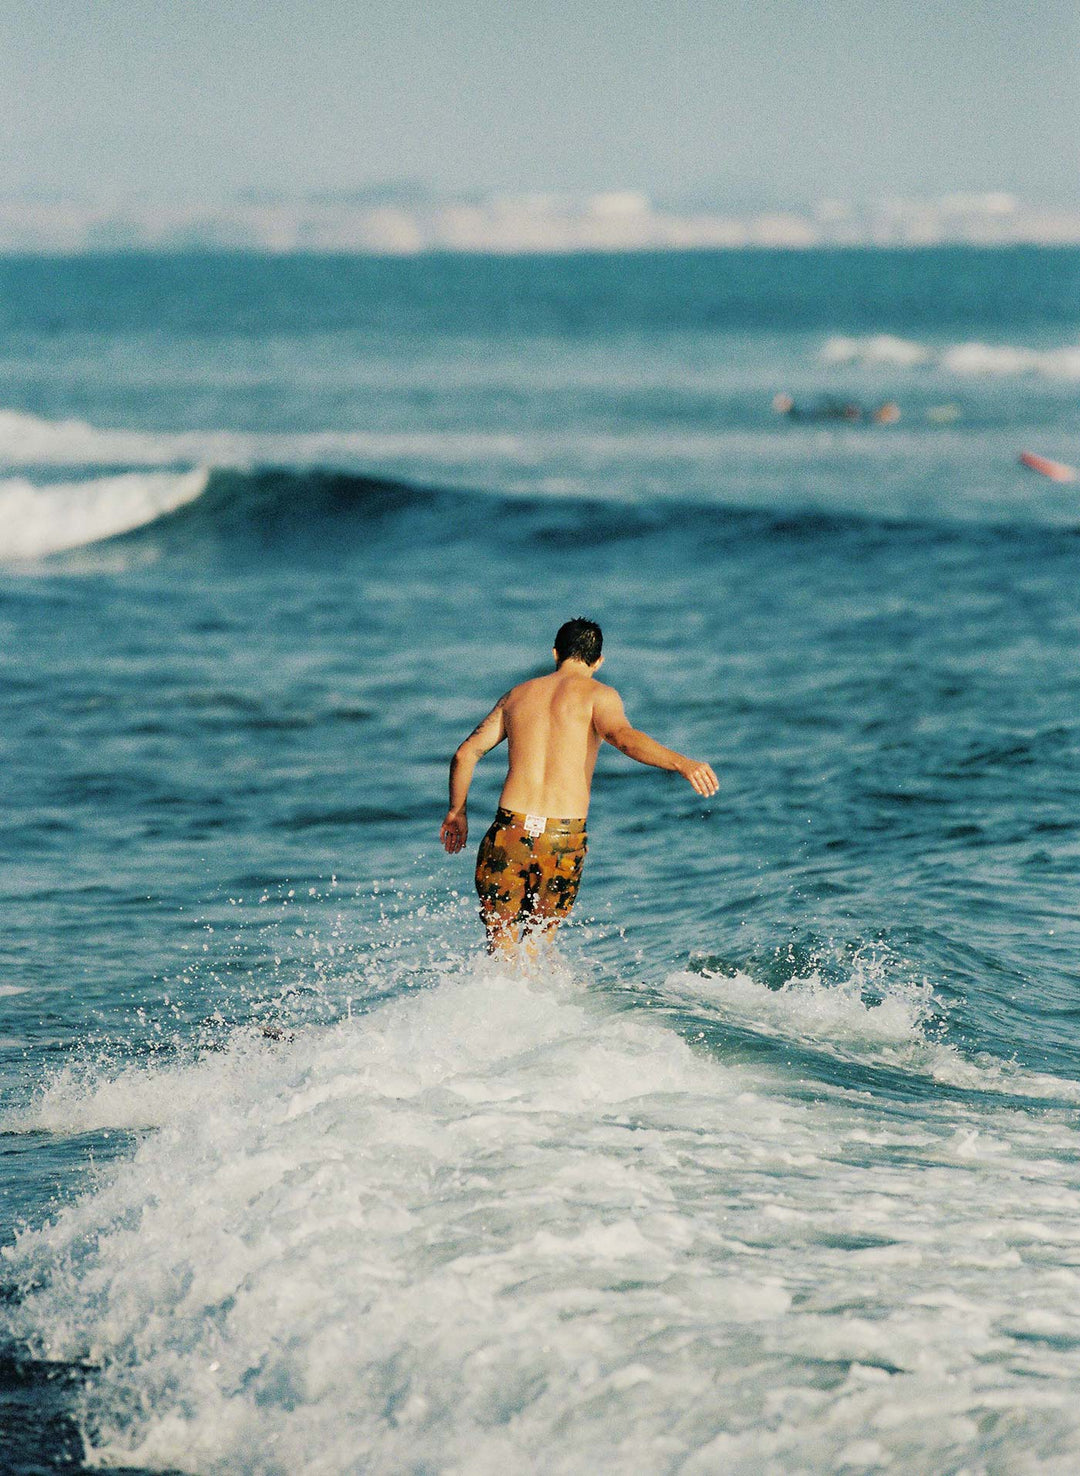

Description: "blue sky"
4 0 1078 205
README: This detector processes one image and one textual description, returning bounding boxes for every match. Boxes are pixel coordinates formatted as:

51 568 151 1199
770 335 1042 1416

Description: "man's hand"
680 759 719 798
440 810 468 853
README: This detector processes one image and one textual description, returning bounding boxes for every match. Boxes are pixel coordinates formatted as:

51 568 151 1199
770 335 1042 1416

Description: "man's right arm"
440 693 510 853
593 686 719 799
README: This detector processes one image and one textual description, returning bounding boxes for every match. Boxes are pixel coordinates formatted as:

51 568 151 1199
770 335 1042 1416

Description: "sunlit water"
3 248 1080 1473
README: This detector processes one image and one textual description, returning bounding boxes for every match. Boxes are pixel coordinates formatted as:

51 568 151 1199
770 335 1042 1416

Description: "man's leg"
483 914 521 955
475 815 529 956
525 827 587 948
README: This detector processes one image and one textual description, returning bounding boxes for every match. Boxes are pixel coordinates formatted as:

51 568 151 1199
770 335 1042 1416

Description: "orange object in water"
1019 451 1077 482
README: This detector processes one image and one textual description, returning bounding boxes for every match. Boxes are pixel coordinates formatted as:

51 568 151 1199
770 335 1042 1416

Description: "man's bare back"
440 618 718 952
490 668 603 818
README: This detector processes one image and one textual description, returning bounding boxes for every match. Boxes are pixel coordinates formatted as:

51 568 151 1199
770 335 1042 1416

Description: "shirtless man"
440 618 719 953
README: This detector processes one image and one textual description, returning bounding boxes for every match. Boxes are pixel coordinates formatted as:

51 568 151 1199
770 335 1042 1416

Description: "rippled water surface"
3 248 1080 1473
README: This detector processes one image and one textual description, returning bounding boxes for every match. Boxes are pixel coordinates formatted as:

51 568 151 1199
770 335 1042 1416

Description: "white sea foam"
6 958 1080 1472
940 342 1080 378
0 406 999 482
0 408 582 473
657 963 1080 1104
0 407 892 475
0 405 1051 541
819 335 931 368
820 335 1080 379
0 468 210 561
0 409 251 470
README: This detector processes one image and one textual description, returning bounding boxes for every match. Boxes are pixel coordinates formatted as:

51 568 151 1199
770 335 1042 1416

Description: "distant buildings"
2 190 1078 255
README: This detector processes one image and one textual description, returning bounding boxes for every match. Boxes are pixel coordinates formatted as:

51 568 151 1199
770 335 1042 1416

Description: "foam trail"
0 409 251 469
0 408 1002 482
6 960 1080 1473
819 335 930 368
0 409 535 471
941 342 1080 378
0 408 875 475
820 335 1080 379
0 468 210 560
656 965 1080 1103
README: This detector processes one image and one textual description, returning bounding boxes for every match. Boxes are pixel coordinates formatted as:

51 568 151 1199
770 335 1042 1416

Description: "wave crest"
658 962 1080 1104
820 335 931 368
0 468 210 561
820 335 1080 378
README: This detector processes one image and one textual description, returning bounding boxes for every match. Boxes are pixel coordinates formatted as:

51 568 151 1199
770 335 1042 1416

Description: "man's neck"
557 659 596 677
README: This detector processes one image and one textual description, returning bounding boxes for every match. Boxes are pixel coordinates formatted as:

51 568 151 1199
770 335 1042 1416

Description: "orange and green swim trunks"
475 808 587 932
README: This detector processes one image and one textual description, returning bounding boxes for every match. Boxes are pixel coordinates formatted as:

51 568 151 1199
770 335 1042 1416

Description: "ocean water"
3 247 1080 1474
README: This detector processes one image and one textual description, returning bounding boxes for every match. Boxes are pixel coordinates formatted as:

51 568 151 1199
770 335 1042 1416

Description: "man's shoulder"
561 675 619 704
504 673 620 708
504 673 546 700
499 674 550 711
587 680 624 722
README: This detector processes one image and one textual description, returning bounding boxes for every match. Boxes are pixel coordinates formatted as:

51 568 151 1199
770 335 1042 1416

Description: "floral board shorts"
475 808 587 932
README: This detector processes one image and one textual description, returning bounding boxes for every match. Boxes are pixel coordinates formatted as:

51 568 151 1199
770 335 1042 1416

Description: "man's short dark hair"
554 617 603 666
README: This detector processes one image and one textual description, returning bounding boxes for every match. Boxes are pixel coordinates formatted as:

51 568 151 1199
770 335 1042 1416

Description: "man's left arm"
593 685 719 798
440 696 508 853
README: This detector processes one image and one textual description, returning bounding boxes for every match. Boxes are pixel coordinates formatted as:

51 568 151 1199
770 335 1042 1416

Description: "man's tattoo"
467 691 510 743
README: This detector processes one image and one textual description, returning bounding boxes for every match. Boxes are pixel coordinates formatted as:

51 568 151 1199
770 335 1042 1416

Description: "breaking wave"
0 468 210 560
653 964 1080 1105
0 408 537 473
821 334 1080 378
6 459 1080 568
5 954 1080 1473
5 400 1080 566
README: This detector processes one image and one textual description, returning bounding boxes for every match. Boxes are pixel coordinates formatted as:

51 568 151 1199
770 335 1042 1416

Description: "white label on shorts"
524 813 546 838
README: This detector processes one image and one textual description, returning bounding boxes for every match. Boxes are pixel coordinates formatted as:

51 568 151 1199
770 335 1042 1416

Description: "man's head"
553 617 603 669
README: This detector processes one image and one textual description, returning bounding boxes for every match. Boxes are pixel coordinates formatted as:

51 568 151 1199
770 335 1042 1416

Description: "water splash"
6 954 1080 1472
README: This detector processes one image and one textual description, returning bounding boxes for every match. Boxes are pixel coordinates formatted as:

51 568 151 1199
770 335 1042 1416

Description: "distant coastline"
4 190 1080 256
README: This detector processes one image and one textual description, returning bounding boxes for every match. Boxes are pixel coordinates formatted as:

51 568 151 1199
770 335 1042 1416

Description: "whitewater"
8 955 1080 1474
5 246 1080 1474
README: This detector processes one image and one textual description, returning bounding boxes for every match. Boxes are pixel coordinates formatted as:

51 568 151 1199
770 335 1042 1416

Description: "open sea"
3 246 1080 1474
